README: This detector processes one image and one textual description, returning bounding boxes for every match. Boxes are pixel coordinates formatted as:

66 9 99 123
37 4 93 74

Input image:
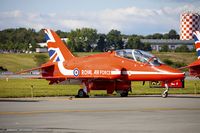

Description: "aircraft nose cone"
155 65 185 80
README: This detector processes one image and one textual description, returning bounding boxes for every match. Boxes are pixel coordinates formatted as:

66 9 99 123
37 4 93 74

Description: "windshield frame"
115 49 163 66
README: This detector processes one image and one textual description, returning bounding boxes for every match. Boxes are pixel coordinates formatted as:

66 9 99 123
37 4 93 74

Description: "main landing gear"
161 82 169 98
116 89 130 97
120 91 129 97
77 89 89 98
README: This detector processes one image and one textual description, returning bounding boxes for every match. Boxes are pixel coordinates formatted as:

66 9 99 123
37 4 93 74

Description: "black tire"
120 91 128 97
78 89 86 98
77 89 89 98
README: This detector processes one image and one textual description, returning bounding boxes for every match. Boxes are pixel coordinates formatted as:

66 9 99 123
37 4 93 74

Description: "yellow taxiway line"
1 108 200 115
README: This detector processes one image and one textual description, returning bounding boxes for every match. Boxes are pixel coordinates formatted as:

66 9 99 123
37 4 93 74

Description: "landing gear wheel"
161 91 168 98
120 91 128 97
77 89 89 98
161 82 169 98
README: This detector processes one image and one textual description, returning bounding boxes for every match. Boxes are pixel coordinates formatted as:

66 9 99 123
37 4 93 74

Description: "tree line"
0 28 182 53
0 28 45 53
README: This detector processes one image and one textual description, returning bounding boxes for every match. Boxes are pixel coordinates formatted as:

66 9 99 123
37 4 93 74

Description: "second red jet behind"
183 31 200 78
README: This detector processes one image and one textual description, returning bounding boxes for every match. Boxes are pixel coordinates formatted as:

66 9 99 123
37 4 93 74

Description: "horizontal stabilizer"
15 63 54 74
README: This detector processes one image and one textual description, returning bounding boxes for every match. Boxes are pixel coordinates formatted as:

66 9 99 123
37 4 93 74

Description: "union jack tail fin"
193 31 200 59
44 29 74 62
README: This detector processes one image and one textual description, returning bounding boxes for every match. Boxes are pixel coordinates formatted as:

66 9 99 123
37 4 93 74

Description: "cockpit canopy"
116 49 163 66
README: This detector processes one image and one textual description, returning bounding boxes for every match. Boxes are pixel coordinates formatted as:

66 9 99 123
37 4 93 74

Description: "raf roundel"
73 68 80 77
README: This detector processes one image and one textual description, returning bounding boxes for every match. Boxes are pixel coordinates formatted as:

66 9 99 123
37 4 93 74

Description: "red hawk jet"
19 29 185 98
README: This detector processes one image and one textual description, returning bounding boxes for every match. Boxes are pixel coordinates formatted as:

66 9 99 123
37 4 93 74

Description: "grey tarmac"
0 95 200 133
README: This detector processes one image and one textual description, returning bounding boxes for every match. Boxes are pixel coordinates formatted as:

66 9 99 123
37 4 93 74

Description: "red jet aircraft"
184 31 200 78
19 29 185 98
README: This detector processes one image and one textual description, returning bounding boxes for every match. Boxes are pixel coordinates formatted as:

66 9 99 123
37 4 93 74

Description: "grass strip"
0 78 199 98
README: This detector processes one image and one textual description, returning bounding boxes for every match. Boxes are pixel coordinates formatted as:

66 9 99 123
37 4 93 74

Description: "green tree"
68 28 97 52
175 45 190 52
34 54 48 66
163 33 169 39
152 33 163 39
160 44 169 52
81 28 97 52
126 36 144 49
145 34 153 39
143 43 152 51
95 34 107 52
35 29 45 43
0 28 42 52
168 29 179 39
56 30 69 38
107 29 124 50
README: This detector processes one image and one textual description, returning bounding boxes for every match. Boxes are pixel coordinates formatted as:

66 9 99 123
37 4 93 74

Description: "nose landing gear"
162 83 169 98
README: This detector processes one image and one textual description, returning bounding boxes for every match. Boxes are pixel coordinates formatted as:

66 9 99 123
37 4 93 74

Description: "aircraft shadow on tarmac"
167 95 200 99
91 95 200 99
135 95 200 99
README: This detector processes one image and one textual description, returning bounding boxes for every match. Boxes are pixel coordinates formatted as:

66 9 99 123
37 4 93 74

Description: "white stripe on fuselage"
56 63 183 76
58 62 74 76
122 71 183 75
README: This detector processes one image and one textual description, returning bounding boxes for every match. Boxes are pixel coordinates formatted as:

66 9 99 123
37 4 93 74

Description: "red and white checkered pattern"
180 13 200 40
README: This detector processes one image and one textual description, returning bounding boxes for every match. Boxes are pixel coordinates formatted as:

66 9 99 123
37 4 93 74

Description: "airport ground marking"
1 108 200 115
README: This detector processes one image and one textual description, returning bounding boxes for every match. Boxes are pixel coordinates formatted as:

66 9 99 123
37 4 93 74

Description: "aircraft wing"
188 59 200 68
179 59 200 69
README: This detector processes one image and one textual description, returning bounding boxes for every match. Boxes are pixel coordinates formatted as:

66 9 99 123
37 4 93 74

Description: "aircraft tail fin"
193 31 200 59
44 29 74 62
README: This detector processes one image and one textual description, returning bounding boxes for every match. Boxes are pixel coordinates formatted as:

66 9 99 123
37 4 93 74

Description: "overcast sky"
0 0 200 35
